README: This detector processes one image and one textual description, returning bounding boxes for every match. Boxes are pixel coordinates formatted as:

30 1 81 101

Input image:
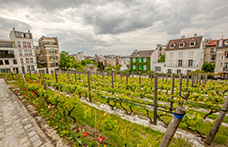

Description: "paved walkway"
0 79 53 147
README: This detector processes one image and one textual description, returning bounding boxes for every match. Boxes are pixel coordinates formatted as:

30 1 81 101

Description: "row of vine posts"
29 69 228 147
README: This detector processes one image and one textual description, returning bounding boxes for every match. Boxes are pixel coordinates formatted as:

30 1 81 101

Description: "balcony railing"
223 67 228 71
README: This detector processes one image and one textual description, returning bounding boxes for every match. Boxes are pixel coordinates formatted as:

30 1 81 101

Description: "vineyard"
2 71 228 147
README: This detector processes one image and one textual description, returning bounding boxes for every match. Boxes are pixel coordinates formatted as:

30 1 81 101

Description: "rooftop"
130 50 154 57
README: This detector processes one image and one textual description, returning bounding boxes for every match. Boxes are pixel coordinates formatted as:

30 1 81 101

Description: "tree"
69 57 83 71
115 64 122 70
82 59 92 65
97 61 104 71
202 62 215 73
158 54 165 62
59 51 71 69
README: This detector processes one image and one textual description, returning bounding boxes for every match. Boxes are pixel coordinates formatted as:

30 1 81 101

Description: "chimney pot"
194 33 197 37
181 35 185 39
28 30 30 33
13 28 15 31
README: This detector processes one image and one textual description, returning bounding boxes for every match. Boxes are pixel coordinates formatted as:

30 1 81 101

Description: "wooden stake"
126 72 128 85
74 70 77 82
87 71 92 102
162 72 164 81
159 106 186 147
154 73 158 125
55 71 58 83
139 71 141 84
43 79 46 90
205 96 228 145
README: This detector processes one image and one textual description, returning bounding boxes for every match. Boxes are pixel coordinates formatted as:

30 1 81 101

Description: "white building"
164 34 204 75
74 51 84 62
9 28 37 73
0 40 21 73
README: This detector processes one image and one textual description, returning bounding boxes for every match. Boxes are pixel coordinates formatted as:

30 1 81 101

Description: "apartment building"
36 36 59 74
74 51 84 62
203 38 217 64
9 28 37 73
0 40 21 73
156 44 166 59
214 38 228 74
130 50 155 70
164 34 204 75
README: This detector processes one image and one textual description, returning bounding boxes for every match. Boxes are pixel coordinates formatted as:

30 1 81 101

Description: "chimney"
28 30 30 33
181 35 185 39
209 38 211 41
218 38 223 47
13 28 15 31
194 33 197 37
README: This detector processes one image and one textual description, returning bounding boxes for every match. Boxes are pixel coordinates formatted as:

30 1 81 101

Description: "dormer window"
224 40 228 45
170 42 175 48
179 41 185 48
189 40 196 47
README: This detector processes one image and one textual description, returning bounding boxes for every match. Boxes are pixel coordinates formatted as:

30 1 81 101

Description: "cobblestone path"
0 79 53 147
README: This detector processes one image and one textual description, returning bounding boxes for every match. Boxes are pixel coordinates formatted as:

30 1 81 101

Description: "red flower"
24 93 27 95
83 132 87 137
34 92 36 94
23 88 27 90
98 136 105 144
33 105 36 108
38 103 41 105
42 97 44 99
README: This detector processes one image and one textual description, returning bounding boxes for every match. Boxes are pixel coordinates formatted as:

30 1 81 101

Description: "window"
189 51 193 57
169 52 173 58
17 41 21 47
189 40 196 47
13 59 17 64
159 47 162 51
188 60 193 67
226 51 228 58
155 66 161 72
55 50 57 53
0 50 15 58
27 66 30 72
0 60 3 65
0 69 10 73
28 50 32 55
4 60 9 65
27 42 31 48
133 65 136 69
19 50 22 56
25 58 29 63
168 69 172 74
177 69 181 74
20 58 24 64
0 42 13 48
179 41 185 48
159 53 161 56
221 62 223 67
224 40 228 45
178 60 182 67
210 48 215 53
187 70 192 74
211 55 216 60
30 58 33 63
49 49 52 53
23 42 27 48
31 65 34 71
25 33 30 38
24 50 28 55
45 42 49 45
178 52 183 58
170 43 175 48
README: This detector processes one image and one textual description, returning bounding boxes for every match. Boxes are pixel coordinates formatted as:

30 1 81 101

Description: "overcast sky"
0 0 227 56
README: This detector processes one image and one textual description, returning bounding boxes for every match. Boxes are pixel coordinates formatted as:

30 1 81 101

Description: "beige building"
36 36 59 74
156 44 166 59
203 39 217 64
74 51 84 62
215 38 228 75
9 28 37 73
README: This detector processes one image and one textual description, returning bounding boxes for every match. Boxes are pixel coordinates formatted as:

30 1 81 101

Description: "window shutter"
131 65 133 69
146 65 148 70
132 58 133 62
146 58 148 62
141 65 143 69
142 58 144 62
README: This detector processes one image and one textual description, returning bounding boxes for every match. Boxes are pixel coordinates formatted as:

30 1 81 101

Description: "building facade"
214 38 228 74
203 39 217 64
74 51 84 62
36 36 59 74
156 44 166 59
130 50 154 71
0 40 21 73
164 35 204 75
9 28 37 73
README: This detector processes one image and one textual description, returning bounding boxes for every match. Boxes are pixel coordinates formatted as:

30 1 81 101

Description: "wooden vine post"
205 96 228 145
162 72 164 81
67 70 69 79
159 106 186 147
186 73 189 91
40 72 42 80
87 71 92 102
166 73 168 81
43 79 47 90
191 73 194 87
150 72 153 82
203 73 207 87
196 73 199 86
11 72 14 80
126 72 128 85
102 71 104 80
139 71 141 84
153 73 158 125
55 71 58 83
120 71 122 81
114 71 116 82
170 73 175 111
111 71 114 95
29 68 31 79
179 73 183 105
74 70 77 82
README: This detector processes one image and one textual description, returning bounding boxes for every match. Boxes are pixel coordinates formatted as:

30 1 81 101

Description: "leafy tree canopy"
202 62 215 73
158 54 165 62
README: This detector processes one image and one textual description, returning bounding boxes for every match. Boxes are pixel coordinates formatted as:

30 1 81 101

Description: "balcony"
223 67 228 71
